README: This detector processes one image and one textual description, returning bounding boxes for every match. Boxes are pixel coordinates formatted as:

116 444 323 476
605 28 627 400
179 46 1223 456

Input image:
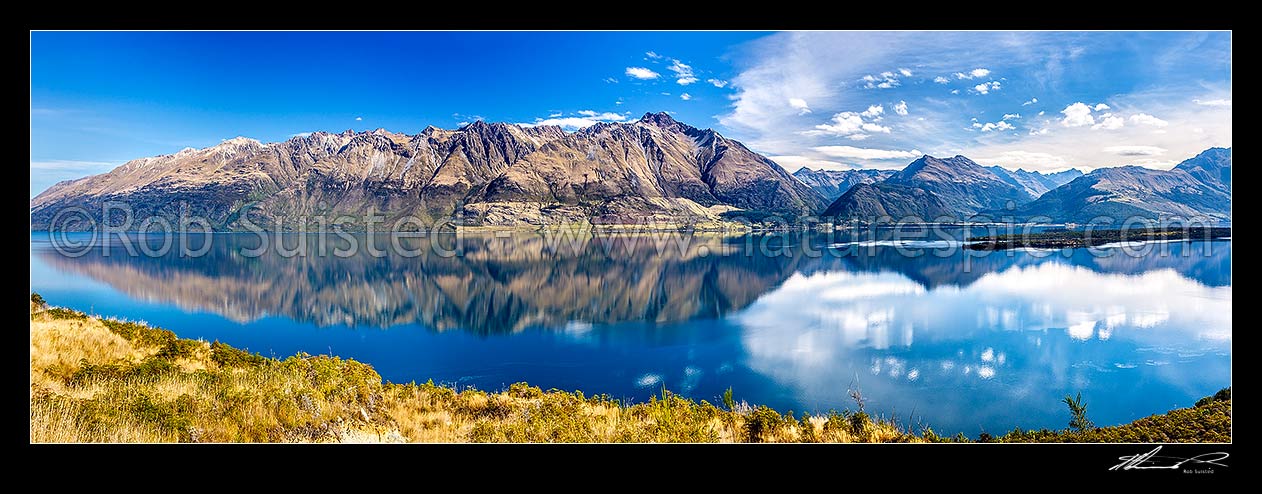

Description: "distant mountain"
791 168 895 200
985 166 1083 198
1006 148 1231 223
30 112 826 230
823 154 1034 220
821 183 955 219
1174 147 1231 191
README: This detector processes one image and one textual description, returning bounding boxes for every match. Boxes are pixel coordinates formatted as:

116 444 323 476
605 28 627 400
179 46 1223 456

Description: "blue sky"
31 31 1231 197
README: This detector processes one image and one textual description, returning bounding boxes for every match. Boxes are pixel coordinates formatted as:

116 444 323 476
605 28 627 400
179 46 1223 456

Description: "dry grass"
29 297 920 443
29 294 1227 443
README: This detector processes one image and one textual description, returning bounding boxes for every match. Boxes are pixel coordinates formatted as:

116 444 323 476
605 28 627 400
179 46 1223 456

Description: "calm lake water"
29 230 1231 435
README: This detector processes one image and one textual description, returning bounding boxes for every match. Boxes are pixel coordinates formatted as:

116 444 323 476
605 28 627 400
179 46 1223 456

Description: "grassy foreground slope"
29 295 1229 443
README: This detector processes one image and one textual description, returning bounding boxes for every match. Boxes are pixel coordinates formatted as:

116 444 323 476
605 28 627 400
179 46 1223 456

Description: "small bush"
1196 387 1231 407
44 307 87 320
744 405 785 442
210 341 267 368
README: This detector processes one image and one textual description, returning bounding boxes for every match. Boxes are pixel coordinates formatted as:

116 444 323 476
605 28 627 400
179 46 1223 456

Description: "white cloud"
862 70 902 89
716 32 1230 173
680 93 692 101
1093 103 1111 111
898 68 912 76
1092 114 1125 130
1129 113 1169 127
1194 98 1232 107
812 112 864 135
355 116 363 121
1002 113 1021 120
289 132 313 138
950 89 960 94
1022 97 1038 106
645 51 661 59
812 146 923 160
625 67 661 79
1037 111 1045 116
977 121 1015 132
769 155 848 171
549 112 563 117
862 122 892 133
1104 145 1166 156
575 110 627 120
954 68 991 79
789 98 812 115
30 159 119 172
521 111 626 130
894 100 909 116
667 59 697 85
972 81 1001 95
603 77 618 84
933 76 950 84
975 151 1068 168
1060 102 1095 127
811 106 891 137
1028 127 1050 136
707 78 728 88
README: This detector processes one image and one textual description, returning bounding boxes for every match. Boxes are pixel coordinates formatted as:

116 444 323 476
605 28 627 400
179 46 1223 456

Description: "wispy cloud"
812 145 922 161
789 98 812 115
1129 113 1169 127
707 78 728 88
667 59 697 85
289 132 313 138
972 81 1001 95
953 68 991 79
1194 98 1231 107
1104 145 1166 156
680 93 692 101
625 67 660 79
30 160 123 197
714 31 1228 170
521 110 626 130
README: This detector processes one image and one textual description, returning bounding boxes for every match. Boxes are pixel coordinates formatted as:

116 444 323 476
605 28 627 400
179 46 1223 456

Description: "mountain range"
791 168 895 201
30 112 824 230
29 112 1229 229
1007 147 1231 223
985 166 1083 198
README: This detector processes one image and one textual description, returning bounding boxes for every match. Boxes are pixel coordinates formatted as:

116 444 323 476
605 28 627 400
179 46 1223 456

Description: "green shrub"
744 405 785 442
44 307 87 320
210 341 267 368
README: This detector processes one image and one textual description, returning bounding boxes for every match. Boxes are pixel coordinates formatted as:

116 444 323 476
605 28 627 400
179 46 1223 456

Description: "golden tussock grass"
29 294 1227 443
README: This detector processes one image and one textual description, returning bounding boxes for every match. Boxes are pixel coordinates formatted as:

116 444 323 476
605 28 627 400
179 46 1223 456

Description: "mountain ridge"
30 112 826 230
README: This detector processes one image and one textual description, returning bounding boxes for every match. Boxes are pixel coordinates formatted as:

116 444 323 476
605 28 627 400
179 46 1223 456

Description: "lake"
28 229 1231 436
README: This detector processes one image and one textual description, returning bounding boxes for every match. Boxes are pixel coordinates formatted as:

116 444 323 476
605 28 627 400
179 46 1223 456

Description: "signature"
1110 446 1229 471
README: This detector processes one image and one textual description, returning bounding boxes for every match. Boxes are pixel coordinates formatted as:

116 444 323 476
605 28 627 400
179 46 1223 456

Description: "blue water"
29 230 1231 435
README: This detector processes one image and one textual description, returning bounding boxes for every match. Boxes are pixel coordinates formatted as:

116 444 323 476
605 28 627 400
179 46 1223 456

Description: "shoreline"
965 227 1231 251
29 295 1230 443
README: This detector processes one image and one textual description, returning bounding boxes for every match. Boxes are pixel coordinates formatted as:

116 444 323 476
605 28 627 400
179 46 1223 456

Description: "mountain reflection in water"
30 231 1230 434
